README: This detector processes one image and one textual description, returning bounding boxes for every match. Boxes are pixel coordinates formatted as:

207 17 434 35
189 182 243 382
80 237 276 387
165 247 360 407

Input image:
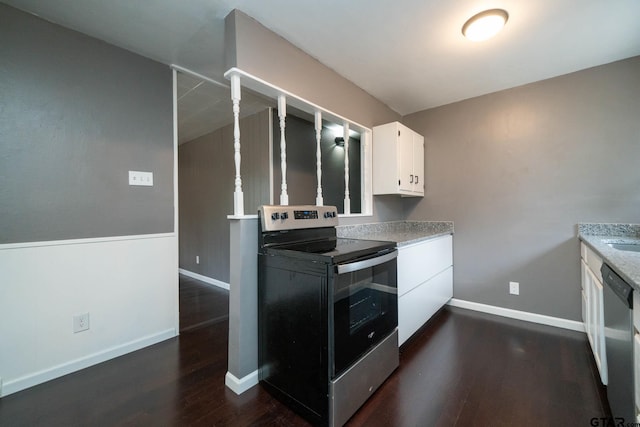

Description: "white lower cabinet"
634 333 640 419
634 291 640 420
397 235 453 345
580 242 607 385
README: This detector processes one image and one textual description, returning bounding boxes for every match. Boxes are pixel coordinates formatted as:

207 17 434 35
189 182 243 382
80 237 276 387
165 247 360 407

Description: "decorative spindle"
315 111 323 206
343 122 350 214
362 131 370 214
230 74 244 216
278 95 288 205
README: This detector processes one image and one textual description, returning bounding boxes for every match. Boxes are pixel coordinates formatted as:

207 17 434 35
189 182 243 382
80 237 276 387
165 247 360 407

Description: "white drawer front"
398 235 452 297
398 266 453 345
585 245 603 283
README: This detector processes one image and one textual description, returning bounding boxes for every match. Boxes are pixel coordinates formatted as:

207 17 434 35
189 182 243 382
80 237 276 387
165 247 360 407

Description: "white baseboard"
225 370 258 395
448 298 585 333
1 328 176 397
179 268 230 290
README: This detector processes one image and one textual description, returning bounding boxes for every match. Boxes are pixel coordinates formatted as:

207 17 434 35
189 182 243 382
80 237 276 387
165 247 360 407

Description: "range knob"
324 211 332 219
281 212 289 220
271 212 279 221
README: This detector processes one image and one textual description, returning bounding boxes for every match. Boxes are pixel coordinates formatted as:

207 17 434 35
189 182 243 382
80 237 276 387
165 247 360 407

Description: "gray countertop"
337 221 453 247
578 223 640 290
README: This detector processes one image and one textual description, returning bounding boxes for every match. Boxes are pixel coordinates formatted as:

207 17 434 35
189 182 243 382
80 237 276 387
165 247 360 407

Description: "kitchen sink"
607 243 640 252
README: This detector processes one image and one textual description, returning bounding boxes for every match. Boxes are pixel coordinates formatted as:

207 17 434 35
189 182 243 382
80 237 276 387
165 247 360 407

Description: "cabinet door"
580 260 588 323
584 263 594 347
586 266 607 385
412 133 424 194
398 125 414 192
634 333 640 414
634 289 640 330
593 274 607 385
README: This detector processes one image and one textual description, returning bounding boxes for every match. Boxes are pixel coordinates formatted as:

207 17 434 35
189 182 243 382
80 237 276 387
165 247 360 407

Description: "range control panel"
259 205 339 231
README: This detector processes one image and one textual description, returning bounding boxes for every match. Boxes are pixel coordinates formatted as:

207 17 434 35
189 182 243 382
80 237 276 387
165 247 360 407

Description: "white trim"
173 68 181 333
227 214 258 220
224 68 370 133
172 68 179 237
361 130 373 215
225 370 259 395
448 298 586 333
178 269 230 291
268 108 274 205
1 329 176 397
0 232 175 251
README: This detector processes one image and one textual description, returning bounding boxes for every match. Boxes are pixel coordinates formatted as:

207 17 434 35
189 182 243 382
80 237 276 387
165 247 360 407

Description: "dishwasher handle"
601 264 634 309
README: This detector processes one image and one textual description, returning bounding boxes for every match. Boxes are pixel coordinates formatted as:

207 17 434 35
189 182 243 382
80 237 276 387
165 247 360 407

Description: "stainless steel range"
257 205 399 426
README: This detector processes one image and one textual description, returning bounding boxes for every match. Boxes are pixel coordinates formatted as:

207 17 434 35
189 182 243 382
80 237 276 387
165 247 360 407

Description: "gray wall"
225 10 400 130
179 108 271 282
272 113 361 213
0 4 174 244
403 56 640 321
321 135 361 214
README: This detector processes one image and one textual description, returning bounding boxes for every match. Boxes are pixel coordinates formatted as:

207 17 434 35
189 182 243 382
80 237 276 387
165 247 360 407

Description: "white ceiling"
4 0 640 116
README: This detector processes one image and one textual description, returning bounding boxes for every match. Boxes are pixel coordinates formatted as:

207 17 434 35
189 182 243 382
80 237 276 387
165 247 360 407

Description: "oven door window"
333 253 397 376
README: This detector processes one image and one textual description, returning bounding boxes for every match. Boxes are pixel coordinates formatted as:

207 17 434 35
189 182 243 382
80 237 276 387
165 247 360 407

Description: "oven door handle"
336 250 397 274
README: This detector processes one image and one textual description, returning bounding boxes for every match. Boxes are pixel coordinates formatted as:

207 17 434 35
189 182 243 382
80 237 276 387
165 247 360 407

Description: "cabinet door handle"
410 174 414 183
415 175 419 184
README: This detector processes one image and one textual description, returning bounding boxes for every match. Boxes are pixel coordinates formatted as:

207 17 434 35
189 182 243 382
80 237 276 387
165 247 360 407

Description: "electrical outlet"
128 171 153 186
196 255 200 264
509 281 520 295
73 313 90 333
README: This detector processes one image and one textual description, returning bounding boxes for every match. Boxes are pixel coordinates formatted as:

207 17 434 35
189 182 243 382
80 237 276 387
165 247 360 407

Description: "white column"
343 122 350 214
278 95 288 205
362 130 371 215
315 111 323 206
231 74 244 216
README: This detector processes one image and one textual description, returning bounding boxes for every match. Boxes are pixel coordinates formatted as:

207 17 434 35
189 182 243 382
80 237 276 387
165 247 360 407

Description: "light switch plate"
128 171 153 186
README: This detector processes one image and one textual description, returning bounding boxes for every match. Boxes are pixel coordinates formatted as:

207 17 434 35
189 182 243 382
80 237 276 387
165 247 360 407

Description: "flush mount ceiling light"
462 9 509 42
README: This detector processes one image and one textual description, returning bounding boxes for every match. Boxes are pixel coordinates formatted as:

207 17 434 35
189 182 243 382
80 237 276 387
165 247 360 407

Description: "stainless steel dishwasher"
601 263 635 423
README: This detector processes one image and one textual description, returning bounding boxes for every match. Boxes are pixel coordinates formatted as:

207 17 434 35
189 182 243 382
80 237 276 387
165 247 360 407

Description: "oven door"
332 249 398 377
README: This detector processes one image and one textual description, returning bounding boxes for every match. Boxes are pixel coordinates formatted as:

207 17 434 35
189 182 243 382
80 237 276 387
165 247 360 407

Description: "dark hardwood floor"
0 276 610 426
179 275 229 332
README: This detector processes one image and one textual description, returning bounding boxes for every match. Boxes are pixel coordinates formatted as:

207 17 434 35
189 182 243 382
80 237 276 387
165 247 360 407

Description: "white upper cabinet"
372 121 424 197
